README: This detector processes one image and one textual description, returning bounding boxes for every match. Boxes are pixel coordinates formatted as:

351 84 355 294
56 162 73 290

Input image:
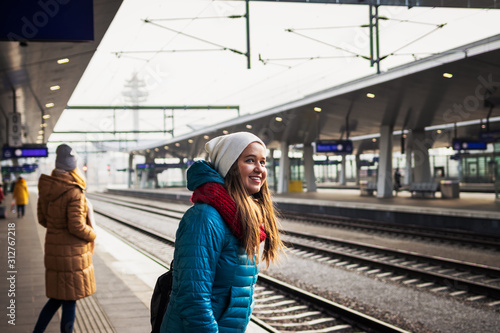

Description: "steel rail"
281 211 500 250
258 274 410 333
284 231 500 300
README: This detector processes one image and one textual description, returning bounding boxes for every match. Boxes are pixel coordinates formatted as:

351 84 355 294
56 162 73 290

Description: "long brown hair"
225 161 284 268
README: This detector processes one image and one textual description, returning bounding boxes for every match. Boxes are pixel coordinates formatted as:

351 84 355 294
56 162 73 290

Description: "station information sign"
0 0 94 41
136 163 189 170
1 164 38 174
452 139 487 151
315 140 353 154
2 145 48 160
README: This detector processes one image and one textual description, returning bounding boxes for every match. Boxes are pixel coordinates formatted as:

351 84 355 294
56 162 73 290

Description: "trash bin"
288 180 303 193
440 180 459 199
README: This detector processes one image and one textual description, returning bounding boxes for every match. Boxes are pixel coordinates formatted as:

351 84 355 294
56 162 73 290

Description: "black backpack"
150 261 173 333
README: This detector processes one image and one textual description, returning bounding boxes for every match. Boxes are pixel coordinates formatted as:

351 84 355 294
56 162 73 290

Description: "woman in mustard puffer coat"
12 176 29 218
34 144 96 333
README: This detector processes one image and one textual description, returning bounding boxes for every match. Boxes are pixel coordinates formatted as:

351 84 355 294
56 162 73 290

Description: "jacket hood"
38 172 84 202
186 160 224 191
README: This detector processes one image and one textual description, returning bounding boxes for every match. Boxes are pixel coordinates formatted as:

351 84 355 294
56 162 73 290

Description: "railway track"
89 193 500 306
92 199 410 332
283 231 500 306
90 192 500 251
280 211 500 251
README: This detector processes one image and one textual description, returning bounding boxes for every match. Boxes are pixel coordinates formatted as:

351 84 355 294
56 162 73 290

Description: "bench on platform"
409 182 439 198
360 181 377 196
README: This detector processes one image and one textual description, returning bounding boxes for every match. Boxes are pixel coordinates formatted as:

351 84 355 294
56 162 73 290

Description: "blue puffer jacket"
160 161 259 333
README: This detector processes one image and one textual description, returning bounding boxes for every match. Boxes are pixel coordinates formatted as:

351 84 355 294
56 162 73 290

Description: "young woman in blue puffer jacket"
160 132 284 333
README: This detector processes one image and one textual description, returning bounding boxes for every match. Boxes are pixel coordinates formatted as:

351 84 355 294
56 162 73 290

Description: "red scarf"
191 182 266 243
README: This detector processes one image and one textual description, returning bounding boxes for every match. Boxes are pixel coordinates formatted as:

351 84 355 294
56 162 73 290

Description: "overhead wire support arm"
143 19 249 63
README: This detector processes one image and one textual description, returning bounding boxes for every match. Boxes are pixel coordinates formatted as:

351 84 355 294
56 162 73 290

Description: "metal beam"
66 105 240 110
53 131 171 134
244 0 499 9
48 140 138 143
245 0 251 69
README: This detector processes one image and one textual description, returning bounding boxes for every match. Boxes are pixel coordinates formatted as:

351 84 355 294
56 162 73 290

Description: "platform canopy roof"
0 0 123 151
131 34 500 159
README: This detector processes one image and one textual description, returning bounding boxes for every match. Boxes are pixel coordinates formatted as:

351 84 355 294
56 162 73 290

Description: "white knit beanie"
55 144 78 171
205 132 265 178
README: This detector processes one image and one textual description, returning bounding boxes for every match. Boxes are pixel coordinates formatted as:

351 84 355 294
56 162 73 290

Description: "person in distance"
33 144 96 333
12 176 29 218
160 132 284 333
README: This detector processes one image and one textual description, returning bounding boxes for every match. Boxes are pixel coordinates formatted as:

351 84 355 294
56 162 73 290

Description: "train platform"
107 184 500 236
0 191 268 333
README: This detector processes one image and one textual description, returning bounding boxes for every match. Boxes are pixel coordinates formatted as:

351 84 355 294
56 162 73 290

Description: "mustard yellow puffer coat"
13 177 29 205
37 170 96 300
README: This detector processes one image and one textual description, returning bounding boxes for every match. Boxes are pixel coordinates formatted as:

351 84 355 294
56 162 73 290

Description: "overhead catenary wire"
143 19 247 56
265 18 447 67
114 49 225 57
286 29 365 58
146 15 245 21
388 23 447 55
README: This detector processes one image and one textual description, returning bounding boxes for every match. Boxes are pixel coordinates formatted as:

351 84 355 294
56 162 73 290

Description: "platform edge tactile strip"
74 295 115 333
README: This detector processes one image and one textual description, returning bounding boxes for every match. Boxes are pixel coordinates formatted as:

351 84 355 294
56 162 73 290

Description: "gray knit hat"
205 132 265 178
55 144 78 171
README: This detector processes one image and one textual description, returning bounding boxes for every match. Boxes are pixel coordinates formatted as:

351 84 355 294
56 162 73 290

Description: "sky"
52 0 500 148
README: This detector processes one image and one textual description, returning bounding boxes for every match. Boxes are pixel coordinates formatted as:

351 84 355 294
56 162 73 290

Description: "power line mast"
122 73 149 142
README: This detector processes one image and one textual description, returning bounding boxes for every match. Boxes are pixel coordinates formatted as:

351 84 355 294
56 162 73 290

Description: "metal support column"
277 141 289 194
339 155 346 185
369 5 381 74
303 143 317 192
377 124 394 198
128 153 134 188
245 0 251 69
412 129 433 182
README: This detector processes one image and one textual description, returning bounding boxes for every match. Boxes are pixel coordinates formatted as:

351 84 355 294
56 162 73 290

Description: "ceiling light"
42 114 51 119
275 117 283 122
146 149 150 153
203 135 209 140
154 148 159 152
222 130 229 135
372 138 377 142
40 123 47 128
45 102 54 108
366 93 375 98
164 146 169 150
37 135 43 140
50 85 60 91
246 124 252 129
175 143 180 147
57 58 69 64
437 129 442 134
188 139 194 143
481 124 486 129
443 73 453 79
314 107 322 112
38 130 44 135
